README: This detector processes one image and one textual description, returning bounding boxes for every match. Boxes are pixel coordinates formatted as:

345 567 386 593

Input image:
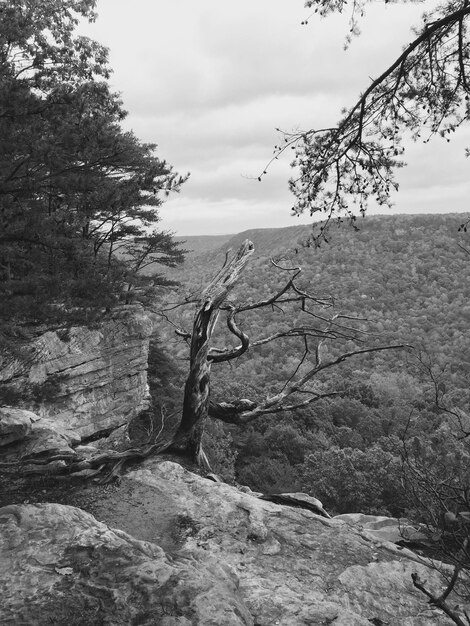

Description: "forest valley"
149 216 470 506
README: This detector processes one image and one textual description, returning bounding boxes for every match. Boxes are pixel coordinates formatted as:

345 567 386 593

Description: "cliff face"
0 461 464 625
0 305 153 441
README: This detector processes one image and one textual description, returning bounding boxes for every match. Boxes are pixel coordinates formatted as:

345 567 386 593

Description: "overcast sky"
80 1 470 236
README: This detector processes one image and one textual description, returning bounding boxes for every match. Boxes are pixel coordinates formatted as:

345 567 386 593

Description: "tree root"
0 438 176 484
0 435 216 485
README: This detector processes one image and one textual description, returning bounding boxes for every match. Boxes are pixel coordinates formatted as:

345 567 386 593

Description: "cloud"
160 195 314 237
79 1 470 235
128 91 345 165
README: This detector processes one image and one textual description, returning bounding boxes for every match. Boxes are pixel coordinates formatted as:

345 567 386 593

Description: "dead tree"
169 239 255 465
166 239 408 464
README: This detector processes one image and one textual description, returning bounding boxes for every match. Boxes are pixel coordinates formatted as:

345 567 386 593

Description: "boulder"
259 491 331 517
0 407 36 446
19 426 76 461
0 411 77 464
1 461 465 624
334 513 429 546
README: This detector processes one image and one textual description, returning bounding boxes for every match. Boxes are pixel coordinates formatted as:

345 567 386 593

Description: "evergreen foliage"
0 0 187 329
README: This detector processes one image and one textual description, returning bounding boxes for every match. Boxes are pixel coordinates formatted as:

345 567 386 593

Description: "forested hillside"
158 213 470 518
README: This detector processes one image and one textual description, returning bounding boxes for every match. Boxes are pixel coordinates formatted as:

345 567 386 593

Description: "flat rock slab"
0 502 252 626
123 461 461 625
0 461 465 625
334 513 429 545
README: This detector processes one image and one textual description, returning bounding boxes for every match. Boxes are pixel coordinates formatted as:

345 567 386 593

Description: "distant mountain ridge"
178 213 469 261
170 213 469 281
175 234 233 256
178 224 313 260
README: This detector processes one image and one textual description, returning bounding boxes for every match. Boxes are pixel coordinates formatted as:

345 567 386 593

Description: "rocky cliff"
0 305 153 458
1 460 466 625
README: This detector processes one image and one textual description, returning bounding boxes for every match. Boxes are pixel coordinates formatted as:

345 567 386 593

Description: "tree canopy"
264 0 470 235
0 0 187 328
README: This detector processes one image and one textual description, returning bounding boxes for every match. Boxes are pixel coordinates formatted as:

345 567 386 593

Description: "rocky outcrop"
0 407 37 447
2 460 464 625
0 407 80 464
0 305 153 441
334 513 429 546
0 502 251 626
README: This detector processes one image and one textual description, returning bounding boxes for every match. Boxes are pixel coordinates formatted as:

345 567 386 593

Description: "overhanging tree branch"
260 0 470 235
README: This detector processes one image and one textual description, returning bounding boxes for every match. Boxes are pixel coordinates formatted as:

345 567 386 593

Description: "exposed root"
1 434 218 485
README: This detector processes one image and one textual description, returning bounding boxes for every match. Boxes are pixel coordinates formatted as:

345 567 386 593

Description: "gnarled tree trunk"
171 240 254 462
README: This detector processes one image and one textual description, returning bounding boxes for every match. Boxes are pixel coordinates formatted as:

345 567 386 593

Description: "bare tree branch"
208 340 408 426
208 307 250 363
411 569 469 626
259 2 470 233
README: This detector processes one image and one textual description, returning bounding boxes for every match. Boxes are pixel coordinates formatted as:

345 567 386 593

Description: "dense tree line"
0 0 186 331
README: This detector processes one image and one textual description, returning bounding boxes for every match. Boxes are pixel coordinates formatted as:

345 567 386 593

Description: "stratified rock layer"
0 305 152 439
